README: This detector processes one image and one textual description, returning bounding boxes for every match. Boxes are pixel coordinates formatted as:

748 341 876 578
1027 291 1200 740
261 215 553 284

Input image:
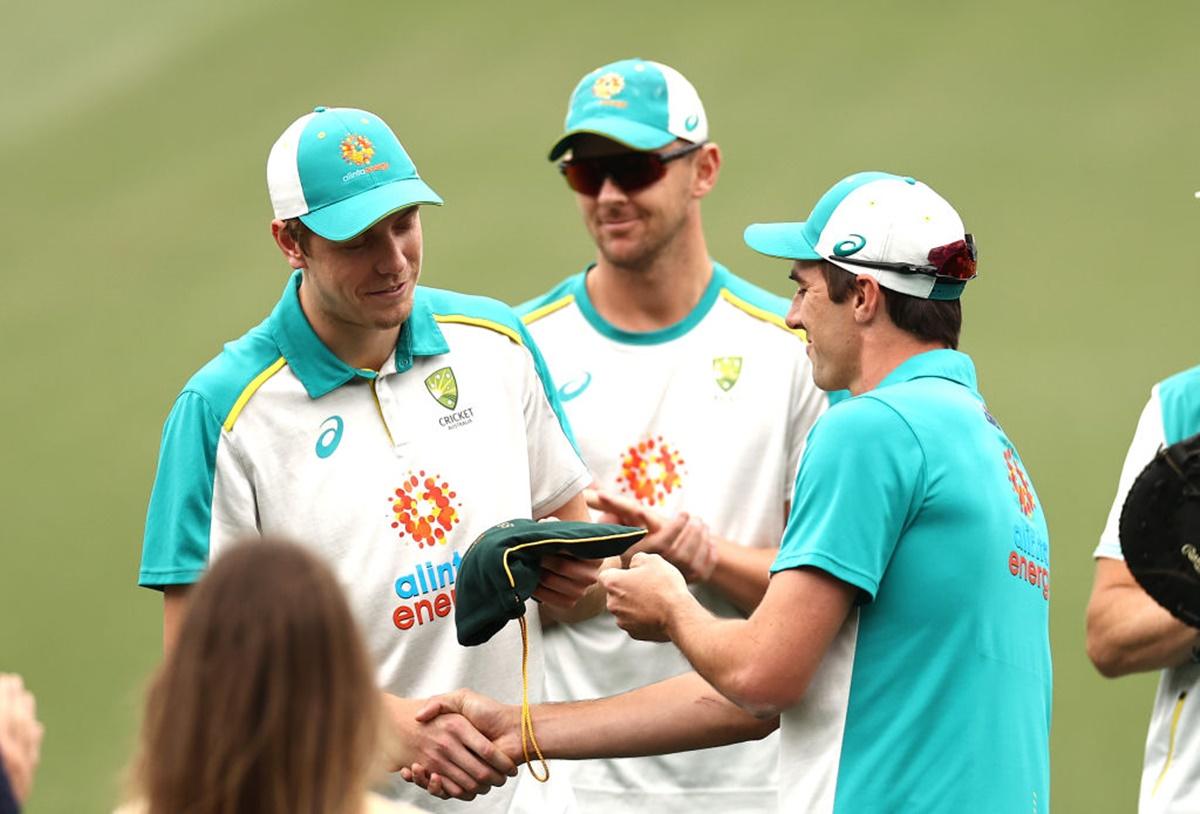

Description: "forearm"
703 543 774 614
531 672 776 759
1087 585 1198 676
664 595 768 713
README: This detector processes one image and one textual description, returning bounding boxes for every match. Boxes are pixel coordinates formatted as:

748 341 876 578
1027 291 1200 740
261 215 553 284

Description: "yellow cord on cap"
499 528 645 783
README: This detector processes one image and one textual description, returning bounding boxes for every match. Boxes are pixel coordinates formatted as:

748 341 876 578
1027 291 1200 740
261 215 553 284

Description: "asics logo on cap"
684 114 700 132
340 135 375 166
833 234 867 257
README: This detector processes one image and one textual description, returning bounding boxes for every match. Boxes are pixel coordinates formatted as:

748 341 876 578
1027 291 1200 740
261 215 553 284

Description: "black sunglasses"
829 234 978 282
558 141 707 196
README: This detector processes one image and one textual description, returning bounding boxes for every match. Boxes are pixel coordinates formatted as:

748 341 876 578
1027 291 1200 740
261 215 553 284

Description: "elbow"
1085 625 1134 679
723 664 806 720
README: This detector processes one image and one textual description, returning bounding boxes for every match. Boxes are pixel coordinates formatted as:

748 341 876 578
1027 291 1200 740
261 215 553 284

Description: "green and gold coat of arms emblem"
713 356 742 392
424 367 459 409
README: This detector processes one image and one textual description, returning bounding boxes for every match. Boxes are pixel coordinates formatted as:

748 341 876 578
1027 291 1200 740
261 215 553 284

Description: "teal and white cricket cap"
267 106 443 242
548 58 708 160
744 171 976 301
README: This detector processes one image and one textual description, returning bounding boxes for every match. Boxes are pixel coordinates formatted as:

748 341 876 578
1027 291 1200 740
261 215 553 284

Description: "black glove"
1120 431 1200 628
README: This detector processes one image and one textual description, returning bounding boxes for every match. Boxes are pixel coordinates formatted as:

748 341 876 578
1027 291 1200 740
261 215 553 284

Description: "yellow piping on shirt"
371 385 395 446
433 314 524 346
719 288 807 341
521 295 575 326
1153 690 1188 796
223 357 287 431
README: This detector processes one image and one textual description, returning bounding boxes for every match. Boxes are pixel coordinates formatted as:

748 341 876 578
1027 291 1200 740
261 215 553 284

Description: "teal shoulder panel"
420 286 581 454
139 321 283 590
1158 364 1200 445
183 318 285 424
139 390 222 589
515 274 583 318
717 264 790 316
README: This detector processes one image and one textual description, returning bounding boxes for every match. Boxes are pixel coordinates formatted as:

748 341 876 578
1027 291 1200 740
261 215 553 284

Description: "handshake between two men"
387 487 772 802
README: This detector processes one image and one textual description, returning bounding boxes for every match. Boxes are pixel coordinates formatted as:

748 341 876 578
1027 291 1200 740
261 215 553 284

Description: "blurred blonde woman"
120 539 426 814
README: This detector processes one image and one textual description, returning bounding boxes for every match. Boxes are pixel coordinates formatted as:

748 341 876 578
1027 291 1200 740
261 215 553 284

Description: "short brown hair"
128 540 380 814
822 262 961 349
283 217 314 255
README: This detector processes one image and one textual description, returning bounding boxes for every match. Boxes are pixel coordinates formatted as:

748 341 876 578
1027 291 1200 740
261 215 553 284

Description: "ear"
852 275 885 324
691 142 722 199
271 219 307 270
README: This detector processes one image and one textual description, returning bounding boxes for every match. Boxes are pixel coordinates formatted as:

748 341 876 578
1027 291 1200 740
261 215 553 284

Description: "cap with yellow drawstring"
454 518 647 780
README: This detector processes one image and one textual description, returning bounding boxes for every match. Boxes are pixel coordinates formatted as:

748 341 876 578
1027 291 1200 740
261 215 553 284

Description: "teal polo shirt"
773 349 1052 814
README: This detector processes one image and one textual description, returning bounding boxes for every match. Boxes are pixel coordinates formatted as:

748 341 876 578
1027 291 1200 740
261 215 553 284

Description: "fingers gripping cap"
744 171 974 301
266 106 443 241
548 58 708 160
454 518 646 783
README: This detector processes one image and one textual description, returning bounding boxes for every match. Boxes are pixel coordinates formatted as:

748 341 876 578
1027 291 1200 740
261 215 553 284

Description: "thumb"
414 692 463 723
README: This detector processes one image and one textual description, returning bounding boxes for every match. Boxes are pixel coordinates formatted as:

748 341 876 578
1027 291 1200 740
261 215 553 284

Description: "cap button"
314 105 327 113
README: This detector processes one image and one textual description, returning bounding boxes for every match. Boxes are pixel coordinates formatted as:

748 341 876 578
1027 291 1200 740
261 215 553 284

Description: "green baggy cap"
455 518 646 647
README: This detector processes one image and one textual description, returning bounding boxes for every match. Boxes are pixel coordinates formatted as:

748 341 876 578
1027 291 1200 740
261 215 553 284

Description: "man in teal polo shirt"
403 171 1053 813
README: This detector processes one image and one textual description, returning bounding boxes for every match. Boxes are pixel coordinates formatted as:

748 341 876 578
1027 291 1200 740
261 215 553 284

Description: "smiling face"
786 261 862 392
278 207 423 365
568 135 703 271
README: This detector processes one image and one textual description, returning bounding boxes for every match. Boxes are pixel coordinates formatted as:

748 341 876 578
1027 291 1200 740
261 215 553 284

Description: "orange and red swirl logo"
1004 448 1036 518
389 471 461 547
340 134 375 166
617 436 685 506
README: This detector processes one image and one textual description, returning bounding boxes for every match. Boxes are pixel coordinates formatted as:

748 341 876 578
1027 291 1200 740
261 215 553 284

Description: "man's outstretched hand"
382 693 516 802
399 690 520 800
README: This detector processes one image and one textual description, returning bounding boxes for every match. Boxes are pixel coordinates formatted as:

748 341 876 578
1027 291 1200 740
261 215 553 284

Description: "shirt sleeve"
1095 386 1165 560
517 323 591 516
772 396 924 600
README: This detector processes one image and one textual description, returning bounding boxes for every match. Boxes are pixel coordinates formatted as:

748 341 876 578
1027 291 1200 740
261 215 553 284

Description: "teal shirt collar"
569 261 729 345
268 270 450 399
873 349 978 393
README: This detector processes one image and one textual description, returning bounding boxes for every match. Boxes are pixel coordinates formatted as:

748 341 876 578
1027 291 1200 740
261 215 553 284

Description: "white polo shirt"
519 262 830 814
1095 366 1200 814
141 270 590 813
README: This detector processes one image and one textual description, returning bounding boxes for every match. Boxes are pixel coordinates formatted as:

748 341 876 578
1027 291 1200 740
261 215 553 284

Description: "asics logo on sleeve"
316 416 344 458
558 372 592 402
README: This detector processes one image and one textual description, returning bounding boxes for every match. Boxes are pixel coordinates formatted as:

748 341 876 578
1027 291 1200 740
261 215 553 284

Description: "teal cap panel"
549 58 672 160
295 107 443 240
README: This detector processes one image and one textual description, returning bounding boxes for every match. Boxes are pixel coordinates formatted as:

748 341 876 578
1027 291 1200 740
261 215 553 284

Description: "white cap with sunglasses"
744 172 977 301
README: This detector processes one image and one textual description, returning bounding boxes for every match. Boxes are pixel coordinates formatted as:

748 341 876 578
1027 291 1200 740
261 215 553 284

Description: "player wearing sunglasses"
517 59 830 813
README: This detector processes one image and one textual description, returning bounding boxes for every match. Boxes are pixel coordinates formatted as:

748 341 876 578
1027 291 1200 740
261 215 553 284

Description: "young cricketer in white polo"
139 106 596 813
518 58 829 813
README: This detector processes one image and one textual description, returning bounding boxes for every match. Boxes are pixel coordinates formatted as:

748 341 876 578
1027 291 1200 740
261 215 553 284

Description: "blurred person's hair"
126 539 381 814
822 262 962 350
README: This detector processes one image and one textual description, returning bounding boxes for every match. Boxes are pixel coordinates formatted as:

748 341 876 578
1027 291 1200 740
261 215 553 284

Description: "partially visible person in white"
0 674 42 814
1087 366 1200 813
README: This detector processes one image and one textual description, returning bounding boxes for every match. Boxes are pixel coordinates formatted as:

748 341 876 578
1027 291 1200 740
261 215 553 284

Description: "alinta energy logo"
1004 447 1036 518
592 72 627 108
617 435 685 506
340 134 375 165
338 133 390 183
388 471 462 548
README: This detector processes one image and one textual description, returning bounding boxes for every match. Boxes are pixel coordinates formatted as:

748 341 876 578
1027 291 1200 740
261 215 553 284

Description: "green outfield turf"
3 0 1198 810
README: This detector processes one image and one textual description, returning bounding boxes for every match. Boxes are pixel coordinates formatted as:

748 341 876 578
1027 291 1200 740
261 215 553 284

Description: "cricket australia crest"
713 356 743 392
424 367 459 410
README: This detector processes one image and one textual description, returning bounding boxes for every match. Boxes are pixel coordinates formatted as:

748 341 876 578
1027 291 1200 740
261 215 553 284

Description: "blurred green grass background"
2 0 1196 810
